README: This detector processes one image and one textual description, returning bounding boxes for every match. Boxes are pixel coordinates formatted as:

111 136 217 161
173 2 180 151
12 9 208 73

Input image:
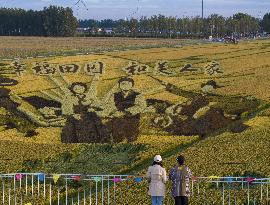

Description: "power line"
74 0 88 11
127 0 140 19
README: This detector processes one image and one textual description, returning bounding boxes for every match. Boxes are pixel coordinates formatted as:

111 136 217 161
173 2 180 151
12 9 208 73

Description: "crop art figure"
0 73 41 136
151 77 256 137
37 73 109 143
105 77 147 142
60 80 109 143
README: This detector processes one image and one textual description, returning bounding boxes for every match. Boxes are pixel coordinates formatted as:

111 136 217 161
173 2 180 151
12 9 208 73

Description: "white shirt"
146 165 167 197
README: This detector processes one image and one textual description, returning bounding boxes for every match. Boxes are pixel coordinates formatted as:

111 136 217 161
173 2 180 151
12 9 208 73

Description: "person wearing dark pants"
169 155 192 205
174 196 188 205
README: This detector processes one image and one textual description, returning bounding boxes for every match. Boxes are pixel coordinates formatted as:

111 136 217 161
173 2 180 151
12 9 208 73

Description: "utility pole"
201 0 204 37
202 0 204 19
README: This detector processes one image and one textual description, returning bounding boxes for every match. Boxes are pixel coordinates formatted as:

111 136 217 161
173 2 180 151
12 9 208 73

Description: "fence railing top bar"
204 180 270 183
3 173 131 177
61 177 130 181
195 176 270 180
197 176 252 179
1 173 270 182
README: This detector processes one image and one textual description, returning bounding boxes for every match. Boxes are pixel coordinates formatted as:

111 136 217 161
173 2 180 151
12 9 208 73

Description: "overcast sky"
0 0 269 20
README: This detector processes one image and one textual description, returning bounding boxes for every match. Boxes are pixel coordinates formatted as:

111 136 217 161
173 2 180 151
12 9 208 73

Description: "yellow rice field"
0 37 269 180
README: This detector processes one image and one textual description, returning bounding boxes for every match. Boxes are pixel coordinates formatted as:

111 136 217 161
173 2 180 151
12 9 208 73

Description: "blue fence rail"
0 173 269 204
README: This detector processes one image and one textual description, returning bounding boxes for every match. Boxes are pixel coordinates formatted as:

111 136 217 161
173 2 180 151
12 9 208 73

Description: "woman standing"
146 155 167 205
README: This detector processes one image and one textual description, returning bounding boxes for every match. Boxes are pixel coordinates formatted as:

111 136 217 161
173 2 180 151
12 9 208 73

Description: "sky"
0 0 269 20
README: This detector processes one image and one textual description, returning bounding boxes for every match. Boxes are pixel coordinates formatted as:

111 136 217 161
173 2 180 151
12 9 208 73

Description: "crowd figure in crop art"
157 95 234 137
0 60 262 144
0 74 39 136
57 75 148 143
151 78 256 136
35 74 148 143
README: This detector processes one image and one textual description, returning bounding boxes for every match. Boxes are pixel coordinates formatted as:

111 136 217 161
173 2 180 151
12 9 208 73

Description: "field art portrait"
0 2 270 203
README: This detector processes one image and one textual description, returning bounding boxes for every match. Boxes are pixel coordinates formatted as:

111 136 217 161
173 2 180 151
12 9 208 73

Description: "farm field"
0 36 202 59
0 37 270 204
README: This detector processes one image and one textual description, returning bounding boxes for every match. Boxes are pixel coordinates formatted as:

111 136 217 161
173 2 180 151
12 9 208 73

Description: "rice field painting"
1 0 270 203
0 33 270 205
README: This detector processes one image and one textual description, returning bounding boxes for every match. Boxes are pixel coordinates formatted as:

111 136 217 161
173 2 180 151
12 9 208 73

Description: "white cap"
154 155 162 162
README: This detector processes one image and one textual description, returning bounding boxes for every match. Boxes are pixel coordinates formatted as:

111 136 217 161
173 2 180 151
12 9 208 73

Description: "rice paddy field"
0 36 270 204
0 37 201 59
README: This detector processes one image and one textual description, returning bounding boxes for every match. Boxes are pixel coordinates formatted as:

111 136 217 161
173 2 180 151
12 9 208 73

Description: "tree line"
79 13 270 38
0 6 78 36
0 5 269 38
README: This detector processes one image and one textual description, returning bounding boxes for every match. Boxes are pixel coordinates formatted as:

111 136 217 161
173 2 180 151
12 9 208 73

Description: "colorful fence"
0 173 269 205
190 176 270 205
0 173 132 205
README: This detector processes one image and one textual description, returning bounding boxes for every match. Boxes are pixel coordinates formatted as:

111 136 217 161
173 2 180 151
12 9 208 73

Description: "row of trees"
79 13 270 38
0 5 269 38
0 6 78 36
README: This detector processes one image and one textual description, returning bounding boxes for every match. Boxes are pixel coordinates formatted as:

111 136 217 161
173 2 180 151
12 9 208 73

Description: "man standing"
169 155 192 205
108 77 147 142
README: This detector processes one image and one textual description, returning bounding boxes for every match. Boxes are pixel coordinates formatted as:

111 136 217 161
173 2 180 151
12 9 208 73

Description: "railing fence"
0 173 269 205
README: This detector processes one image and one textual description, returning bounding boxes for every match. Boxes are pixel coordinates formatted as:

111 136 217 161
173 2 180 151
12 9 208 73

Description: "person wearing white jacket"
146 155 167 205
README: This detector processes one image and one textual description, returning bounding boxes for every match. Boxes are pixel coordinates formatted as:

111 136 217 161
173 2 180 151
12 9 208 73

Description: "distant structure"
202 0 204 19
201 0 204 35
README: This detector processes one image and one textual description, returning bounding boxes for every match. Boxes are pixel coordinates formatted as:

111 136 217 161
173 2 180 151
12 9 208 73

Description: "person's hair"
176 155 185 165
118 77 134 86
152 161 163 167
69 82 87 95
